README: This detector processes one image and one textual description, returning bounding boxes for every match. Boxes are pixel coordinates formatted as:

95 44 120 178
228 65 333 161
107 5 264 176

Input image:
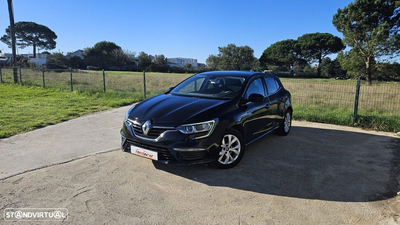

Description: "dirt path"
0 121 399 224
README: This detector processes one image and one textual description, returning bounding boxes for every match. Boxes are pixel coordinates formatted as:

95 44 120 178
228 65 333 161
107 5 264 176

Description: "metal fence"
1 67 399 131
282 78 400 130
0 67 191 96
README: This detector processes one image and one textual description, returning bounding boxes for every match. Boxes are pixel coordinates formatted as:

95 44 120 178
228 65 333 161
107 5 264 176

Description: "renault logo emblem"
142 120 151 136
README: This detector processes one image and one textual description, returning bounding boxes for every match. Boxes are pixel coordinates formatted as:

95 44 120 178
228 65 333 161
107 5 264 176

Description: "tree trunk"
7 0 18 83
365 57 372 86
33 43 36 58
317 53 322 77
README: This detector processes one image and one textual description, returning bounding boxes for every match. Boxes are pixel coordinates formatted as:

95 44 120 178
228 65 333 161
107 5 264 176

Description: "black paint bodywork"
121 71 292 164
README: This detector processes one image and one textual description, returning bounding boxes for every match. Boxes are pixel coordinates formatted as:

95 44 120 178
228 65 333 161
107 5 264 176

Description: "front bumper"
120 120 224 165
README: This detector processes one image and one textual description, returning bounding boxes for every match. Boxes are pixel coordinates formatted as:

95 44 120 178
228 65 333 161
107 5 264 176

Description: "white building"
23 52 51 66
66 50 84 59
167 57 198 67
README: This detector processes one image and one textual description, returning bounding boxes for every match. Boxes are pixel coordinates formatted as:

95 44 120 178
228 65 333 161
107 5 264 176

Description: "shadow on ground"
154 126 400 202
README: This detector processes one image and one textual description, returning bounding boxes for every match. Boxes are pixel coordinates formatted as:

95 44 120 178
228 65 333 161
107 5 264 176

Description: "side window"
274 79 281 90
246 78 265 98
264 77 278 95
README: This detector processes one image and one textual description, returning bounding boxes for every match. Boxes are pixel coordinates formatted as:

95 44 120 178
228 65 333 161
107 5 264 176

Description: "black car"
121 71 292 168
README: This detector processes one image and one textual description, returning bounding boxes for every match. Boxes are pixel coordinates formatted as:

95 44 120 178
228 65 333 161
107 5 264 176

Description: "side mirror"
248 93 264 102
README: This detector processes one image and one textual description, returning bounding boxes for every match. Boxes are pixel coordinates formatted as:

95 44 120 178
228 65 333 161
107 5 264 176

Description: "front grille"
131 123 172 139
123 139 175 161
178 151 209 161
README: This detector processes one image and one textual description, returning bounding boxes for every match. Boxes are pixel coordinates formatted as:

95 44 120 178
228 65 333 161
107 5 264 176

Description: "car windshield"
170 74 246 99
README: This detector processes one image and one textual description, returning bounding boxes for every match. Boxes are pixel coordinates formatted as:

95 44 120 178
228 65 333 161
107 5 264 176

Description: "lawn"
0 84 140 138
1 68 399 135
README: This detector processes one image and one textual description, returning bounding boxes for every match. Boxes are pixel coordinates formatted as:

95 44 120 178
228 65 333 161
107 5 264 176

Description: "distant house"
167 57 198 67
0 51 11 66
22 52 51 66
66 50 84 59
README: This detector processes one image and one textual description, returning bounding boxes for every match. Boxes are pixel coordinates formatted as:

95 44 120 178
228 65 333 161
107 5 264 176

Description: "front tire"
215 129 245 169
278 109 292 136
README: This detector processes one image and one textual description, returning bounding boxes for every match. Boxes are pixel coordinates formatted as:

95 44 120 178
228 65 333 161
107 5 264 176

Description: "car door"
242 78 273 143
264 76 283 126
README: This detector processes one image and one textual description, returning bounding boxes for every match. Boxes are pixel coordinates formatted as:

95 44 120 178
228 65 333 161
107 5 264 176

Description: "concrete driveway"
0 106 399 224
0 105 131 180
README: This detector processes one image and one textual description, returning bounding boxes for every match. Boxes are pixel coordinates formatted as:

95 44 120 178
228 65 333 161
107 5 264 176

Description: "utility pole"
7 0 18 83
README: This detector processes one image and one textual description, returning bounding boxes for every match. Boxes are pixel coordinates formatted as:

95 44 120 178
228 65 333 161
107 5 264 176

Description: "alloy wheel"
218 134 241 165
284 112 291 133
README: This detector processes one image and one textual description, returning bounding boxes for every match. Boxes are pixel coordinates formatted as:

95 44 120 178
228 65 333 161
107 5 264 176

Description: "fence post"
143 71 146 99
19 66 22 85
13 67 18 84
102 69 106 93
42 68 45 88
353 79 361 126
0 67 2 84
69 68 73 92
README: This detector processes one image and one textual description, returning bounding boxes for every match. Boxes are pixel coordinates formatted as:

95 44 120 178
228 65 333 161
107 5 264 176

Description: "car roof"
198 71 263 78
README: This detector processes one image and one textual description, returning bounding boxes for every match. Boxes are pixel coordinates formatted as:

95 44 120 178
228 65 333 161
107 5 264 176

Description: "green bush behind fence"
1 68 399 132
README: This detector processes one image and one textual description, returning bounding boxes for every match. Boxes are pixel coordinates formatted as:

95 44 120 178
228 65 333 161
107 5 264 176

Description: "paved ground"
0 105 131 180
0 105 399 224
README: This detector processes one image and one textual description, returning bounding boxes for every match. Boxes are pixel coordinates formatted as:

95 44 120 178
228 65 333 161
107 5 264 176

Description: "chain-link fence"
1 67 399 131
282 79 400 131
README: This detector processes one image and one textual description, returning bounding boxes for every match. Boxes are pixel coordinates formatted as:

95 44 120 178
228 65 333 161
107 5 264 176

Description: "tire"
214 129 245 169
277 109 292 136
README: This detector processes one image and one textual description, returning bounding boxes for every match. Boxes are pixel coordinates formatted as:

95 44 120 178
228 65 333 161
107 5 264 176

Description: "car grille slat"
178 151 209 161
131 123 172 139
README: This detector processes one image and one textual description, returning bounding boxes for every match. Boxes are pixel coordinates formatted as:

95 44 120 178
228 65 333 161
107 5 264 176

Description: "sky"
0 0 354 63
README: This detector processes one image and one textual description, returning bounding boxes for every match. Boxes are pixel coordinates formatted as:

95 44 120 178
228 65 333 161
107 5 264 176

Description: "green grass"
282 78 400 132
1 68 399 135
0 84 140 138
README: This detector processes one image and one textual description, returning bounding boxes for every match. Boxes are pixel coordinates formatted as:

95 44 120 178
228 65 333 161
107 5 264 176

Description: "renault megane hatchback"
121 71 292 168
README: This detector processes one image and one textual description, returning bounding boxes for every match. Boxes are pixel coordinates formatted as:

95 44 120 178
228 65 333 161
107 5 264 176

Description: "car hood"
129 94 229 125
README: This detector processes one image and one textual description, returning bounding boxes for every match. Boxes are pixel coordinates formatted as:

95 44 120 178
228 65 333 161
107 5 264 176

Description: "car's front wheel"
215 129 245 169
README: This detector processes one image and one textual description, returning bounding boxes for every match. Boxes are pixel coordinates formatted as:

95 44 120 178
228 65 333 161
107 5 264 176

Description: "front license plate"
131 146 158 160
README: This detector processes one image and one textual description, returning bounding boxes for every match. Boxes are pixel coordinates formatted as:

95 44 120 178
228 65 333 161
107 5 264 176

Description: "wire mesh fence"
0 68 191 96
281 78 400 131
1 67 399 131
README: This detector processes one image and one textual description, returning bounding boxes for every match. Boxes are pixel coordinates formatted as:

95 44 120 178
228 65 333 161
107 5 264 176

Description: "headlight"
176 120 216 134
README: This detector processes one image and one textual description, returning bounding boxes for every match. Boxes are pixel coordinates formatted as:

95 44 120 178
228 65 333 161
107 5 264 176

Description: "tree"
184 63 193 69
320 57 346 78
375 62 400 80
137 51 152 71
218 44 256 70
46 53 69 69
297 33 344 76
259 39 304 74
333 0 400 85
84 41 122 69
1 21 57 58
337 48 375 78
150 54 168 72
69 56 84 69
206 54 219 70
206 44 257 71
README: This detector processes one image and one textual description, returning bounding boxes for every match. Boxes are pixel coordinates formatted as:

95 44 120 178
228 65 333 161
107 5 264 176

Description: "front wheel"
215 129 245 169
277 110 292 136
